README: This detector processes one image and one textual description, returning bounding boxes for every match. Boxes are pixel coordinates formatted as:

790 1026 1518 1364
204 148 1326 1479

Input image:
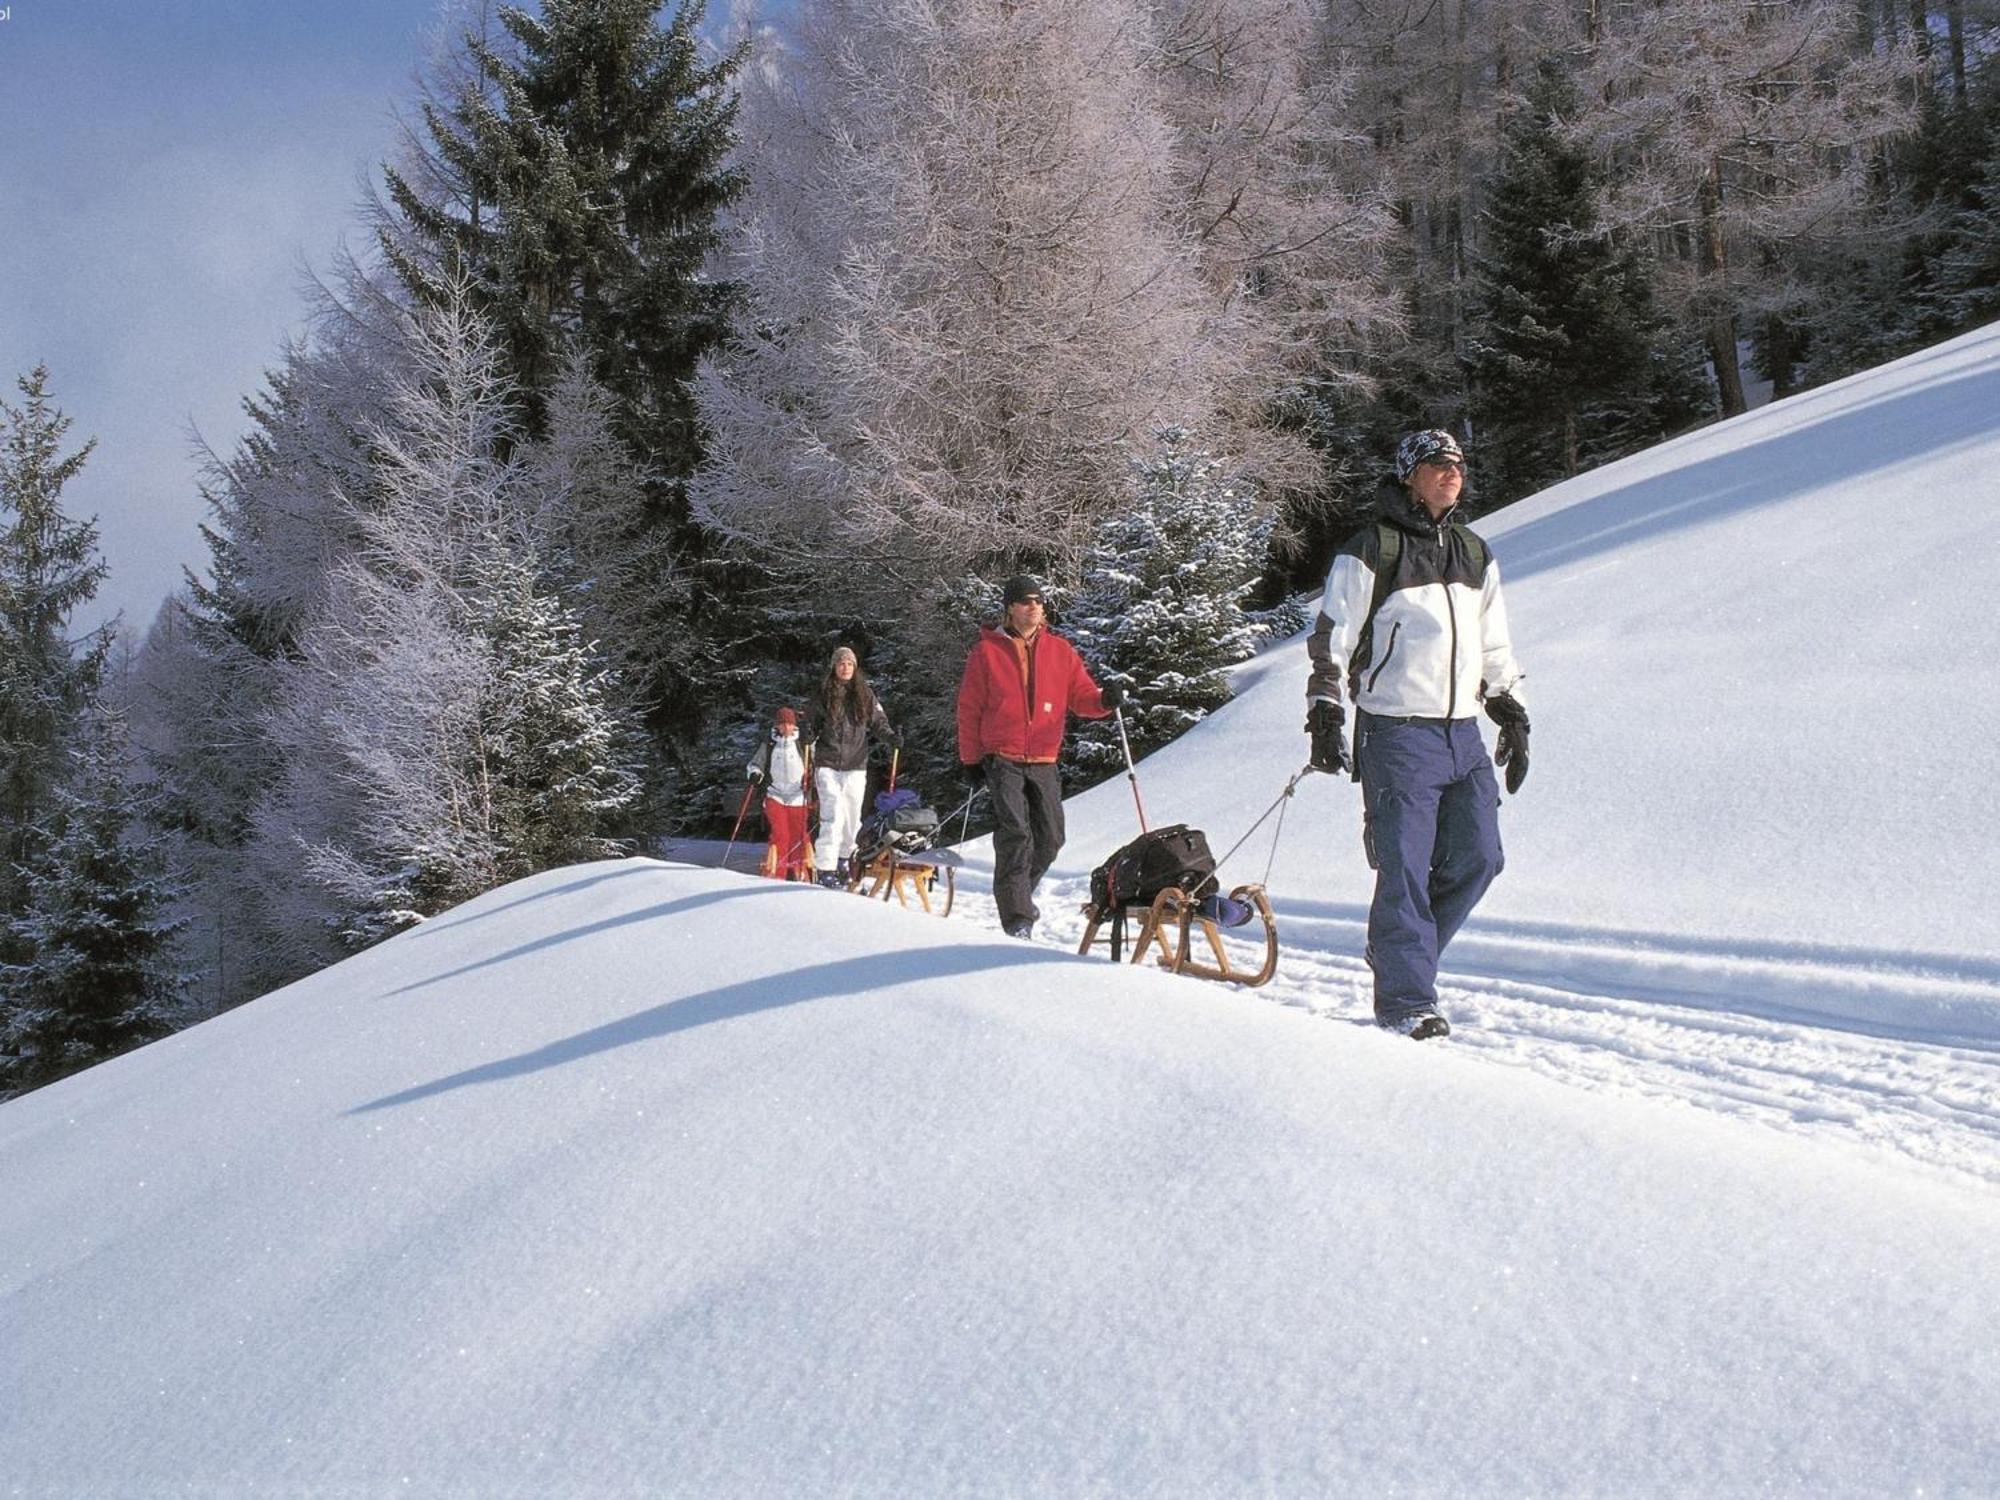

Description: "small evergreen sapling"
1068 427 1272 773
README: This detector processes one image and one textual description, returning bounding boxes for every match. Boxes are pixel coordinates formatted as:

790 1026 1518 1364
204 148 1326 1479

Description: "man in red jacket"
957 574 1123 938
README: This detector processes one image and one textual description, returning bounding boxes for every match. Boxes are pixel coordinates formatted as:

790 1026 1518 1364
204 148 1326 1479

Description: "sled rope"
1211 765 1315 888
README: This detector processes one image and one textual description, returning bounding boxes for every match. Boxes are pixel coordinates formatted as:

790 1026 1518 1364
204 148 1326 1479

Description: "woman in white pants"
806 645 897 887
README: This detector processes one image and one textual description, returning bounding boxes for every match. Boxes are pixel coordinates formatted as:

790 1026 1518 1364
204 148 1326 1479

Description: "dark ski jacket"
807 688 895 773
957 624 1111 765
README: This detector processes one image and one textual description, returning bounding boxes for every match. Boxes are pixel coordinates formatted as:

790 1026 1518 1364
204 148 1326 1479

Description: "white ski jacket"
748 732 811 807
1306 500 1524 720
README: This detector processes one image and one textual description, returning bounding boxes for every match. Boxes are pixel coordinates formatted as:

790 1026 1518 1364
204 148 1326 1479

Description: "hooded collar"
1375 475 1460 535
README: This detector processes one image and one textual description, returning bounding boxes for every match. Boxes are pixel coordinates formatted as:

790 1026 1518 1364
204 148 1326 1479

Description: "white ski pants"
814 767 869 870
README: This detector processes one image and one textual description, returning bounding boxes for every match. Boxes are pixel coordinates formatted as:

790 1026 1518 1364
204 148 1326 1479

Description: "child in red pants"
747 707 813 880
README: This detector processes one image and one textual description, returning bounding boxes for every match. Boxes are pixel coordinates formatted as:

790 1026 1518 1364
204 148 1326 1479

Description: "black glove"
1099 682 1126 711
1484 692 1530 794
961 760 986 791
747 769 765 786
1306 700 1349 775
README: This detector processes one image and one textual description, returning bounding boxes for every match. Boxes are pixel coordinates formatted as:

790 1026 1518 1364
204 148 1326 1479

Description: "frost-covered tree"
528 350 702 740
1574 0 1921 415
143 276 646 987
0 367 112 926
1149 0 1398 394
0 714 185 1096
249 290 640 954
1067 426 1272 774
694 0 1301 606
473 552 643 878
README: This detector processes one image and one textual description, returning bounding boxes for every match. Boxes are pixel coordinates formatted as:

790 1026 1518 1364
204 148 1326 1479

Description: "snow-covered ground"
5 326 2000 1495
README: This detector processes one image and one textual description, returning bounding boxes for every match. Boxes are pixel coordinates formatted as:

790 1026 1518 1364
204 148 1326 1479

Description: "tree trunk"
1945 0 1968 108
1699 158 1747 418
1907 0 1933 103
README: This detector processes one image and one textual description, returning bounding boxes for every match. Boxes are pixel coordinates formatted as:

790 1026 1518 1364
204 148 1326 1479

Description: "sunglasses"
1421 458 1466 474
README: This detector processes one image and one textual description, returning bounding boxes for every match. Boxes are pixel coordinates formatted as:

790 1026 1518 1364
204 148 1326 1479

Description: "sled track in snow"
1030 873 2000 1192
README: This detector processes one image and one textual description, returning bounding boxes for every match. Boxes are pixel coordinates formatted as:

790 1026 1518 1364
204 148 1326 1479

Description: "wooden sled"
848 845 960 917
1077 882 1279 987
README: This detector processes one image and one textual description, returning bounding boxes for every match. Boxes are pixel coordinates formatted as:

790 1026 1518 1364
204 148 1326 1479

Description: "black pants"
986 758 1065 931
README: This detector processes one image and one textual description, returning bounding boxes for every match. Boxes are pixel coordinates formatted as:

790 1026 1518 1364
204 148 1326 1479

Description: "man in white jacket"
1303 430 1530 1040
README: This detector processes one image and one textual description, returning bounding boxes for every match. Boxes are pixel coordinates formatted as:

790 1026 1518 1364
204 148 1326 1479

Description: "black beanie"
1002 574 1044 606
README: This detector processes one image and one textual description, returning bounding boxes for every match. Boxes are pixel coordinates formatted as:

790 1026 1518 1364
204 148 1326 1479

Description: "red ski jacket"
957 625 1111 765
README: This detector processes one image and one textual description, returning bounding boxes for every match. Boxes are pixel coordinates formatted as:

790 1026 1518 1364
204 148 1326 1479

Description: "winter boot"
1379 1009 1451 1040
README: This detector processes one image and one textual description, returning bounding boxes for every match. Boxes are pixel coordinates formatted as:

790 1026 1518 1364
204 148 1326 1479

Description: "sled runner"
847 787 959 917
1077 824 1279 987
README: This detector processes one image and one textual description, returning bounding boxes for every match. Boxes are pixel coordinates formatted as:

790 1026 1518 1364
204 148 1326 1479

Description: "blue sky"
0 1 453 632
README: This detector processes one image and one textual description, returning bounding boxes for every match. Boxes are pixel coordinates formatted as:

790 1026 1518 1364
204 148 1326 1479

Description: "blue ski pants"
1356 713 1504 1024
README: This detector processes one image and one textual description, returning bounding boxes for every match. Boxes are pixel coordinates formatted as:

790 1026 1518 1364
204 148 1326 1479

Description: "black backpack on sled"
1088 825 1219 959
1089 824 1218 911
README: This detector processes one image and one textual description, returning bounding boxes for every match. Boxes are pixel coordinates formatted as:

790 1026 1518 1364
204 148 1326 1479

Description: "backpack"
856 786 941 859
1089 825 1218 960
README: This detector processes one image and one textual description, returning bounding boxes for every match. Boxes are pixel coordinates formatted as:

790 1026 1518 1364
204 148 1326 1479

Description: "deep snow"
5 325 2000 1496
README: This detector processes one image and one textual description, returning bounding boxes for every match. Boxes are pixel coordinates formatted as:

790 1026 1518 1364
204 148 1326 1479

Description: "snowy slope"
6 326 2000 1496
1005 321 2000 1189
4 859 1999 1496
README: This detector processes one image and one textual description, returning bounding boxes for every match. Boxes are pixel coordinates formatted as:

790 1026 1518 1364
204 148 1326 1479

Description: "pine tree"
1925 74 2000 333
381 0 741 449
0 367 112 926
1067 427 1273 774
0 714 185 1096
378 0 745 751
1467 60 1699 504
474 552 643 876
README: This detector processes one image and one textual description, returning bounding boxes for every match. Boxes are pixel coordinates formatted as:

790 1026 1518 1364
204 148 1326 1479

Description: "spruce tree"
379 0 745 750
1067 427 1273 775
0 368 112 925
1925 73 2000 335
474 552 643 877
1466 62 1673 505
382 0 740 448
0 715 184 1096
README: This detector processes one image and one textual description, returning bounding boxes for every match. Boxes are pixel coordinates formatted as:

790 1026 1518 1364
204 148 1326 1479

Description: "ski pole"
722 781 757 872
1113 705 1149 833
934 789 978 846
888 745 900 792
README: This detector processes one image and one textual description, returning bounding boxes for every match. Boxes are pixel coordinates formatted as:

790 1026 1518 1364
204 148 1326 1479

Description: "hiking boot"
1379 1009 1451 1040
815 871 846 890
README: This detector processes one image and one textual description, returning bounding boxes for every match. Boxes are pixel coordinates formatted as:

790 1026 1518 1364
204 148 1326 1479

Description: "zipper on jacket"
1365 622 1402 692
1440 520 1461 718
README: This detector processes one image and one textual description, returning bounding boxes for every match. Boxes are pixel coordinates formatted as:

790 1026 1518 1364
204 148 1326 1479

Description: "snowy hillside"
6 326 2000 1496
